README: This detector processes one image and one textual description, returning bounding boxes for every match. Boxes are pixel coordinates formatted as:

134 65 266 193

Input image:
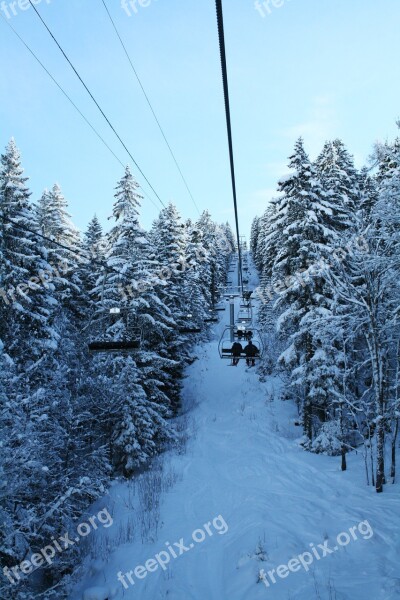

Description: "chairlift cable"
100 0 201 216
27 0 166 209
0 14 121 169
215 0 244 296
0 12 161 213
0 214 139 288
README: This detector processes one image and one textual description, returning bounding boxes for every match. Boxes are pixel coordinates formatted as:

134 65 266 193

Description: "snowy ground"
71 258 400 600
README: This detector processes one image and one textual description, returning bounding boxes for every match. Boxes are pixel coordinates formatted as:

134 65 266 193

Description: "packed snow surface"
73 261 400 600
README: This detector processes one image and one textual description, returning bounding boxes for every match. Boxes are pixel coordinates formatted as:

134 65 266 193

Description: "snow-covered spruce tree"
270 138 343 441
0 144 109 598
195 211 232 308
194 211 218 309
36 183 80 250
359 167 379 219
35 184 109 498
0 139 58 375
112 356 174 474
0 141 76 597
221 221 236 254
315 139 360 233
90 167 176 474
321 132 400 491
36 183 83 311
325 213 400 491
150 202 187 321
375 136 400 184
182 224 210 326
254 201 280 328
250 215 260 258
78 215 106 314
148 203 194 407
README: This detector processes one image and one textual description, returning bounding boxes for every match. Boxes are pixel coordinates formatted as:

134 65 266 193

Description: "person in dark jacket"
244 340 259 367
231 341 243 366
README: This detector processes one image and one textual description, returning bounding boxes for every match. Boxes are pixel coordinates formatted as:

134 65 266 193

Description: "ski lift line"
0 14 120 170
0 14 161 215
0 214 145 289
214 0 244 296
218 325 264 360
88 340 140 352
100 0 201 217
27 0 166 210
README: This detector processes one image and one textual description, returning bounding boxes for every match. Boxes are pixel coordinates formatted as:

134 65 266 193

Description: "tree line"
251 135 400 494
0 139 235 598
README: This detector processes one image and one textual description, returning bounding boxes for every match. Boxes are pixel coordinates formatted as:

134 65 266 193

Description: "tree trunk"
391 418 398 482
376 417 385 493
341 446 347 471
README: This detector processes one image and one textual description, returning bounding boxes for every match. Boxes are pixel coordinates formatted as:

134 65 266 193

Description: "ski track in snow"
74 258 400 600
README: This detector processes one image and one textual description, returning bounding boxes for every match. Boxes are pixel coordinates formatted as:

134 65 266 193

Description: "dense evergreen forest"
0 139 235 598
1 130 400 598
251 135 400 494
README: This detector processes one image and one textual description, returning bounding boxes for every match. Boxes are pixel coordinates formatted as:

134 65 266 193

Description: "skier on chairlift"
231 341 243 366
244 340 258 367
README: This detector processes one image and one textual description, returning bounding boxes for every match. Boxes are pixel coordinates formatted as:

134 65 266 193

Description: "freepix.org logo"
121 0 157 17
0 0 52 20
259 520 374 589
3 508 113 586
254 0 291 18
117 515 228 589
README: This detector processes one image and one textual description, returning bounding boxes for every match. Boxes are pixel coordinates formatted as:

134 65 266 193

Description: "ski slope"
73 257 400 600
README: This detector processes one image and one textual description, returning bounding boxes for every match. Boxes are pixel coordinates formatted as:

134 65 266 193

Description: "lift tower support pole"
230 296 235 342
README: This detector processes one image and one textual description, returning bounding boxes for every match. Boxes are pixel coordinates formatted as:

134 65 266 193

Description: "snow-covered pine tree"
271 138 341 441
315 139 360 233
0 139 59 377
250 215 260 258
90 167 177 472
196 210 230 308
150 202 187 318
0 141 80 598
182 224 210 326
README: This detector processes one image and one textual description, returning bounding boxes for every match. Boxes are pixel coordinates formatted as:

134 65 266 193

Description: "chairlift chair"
88 306 142 353
218 326 264 360
89 340 141 352
237 306 252 322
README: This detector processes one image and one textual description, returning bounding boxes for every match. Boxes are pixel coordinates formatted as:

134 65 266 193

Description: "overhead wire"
215 0 244 295
27 0 166 210
0 213 137 287
0 213 210 333
0 14 122 169
0 12 161 213
0 213 153 335
100 0 201 216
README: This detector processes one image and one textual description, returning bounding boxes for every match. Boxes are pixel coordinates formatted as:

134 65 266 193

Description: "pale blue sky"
1 0 400 238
